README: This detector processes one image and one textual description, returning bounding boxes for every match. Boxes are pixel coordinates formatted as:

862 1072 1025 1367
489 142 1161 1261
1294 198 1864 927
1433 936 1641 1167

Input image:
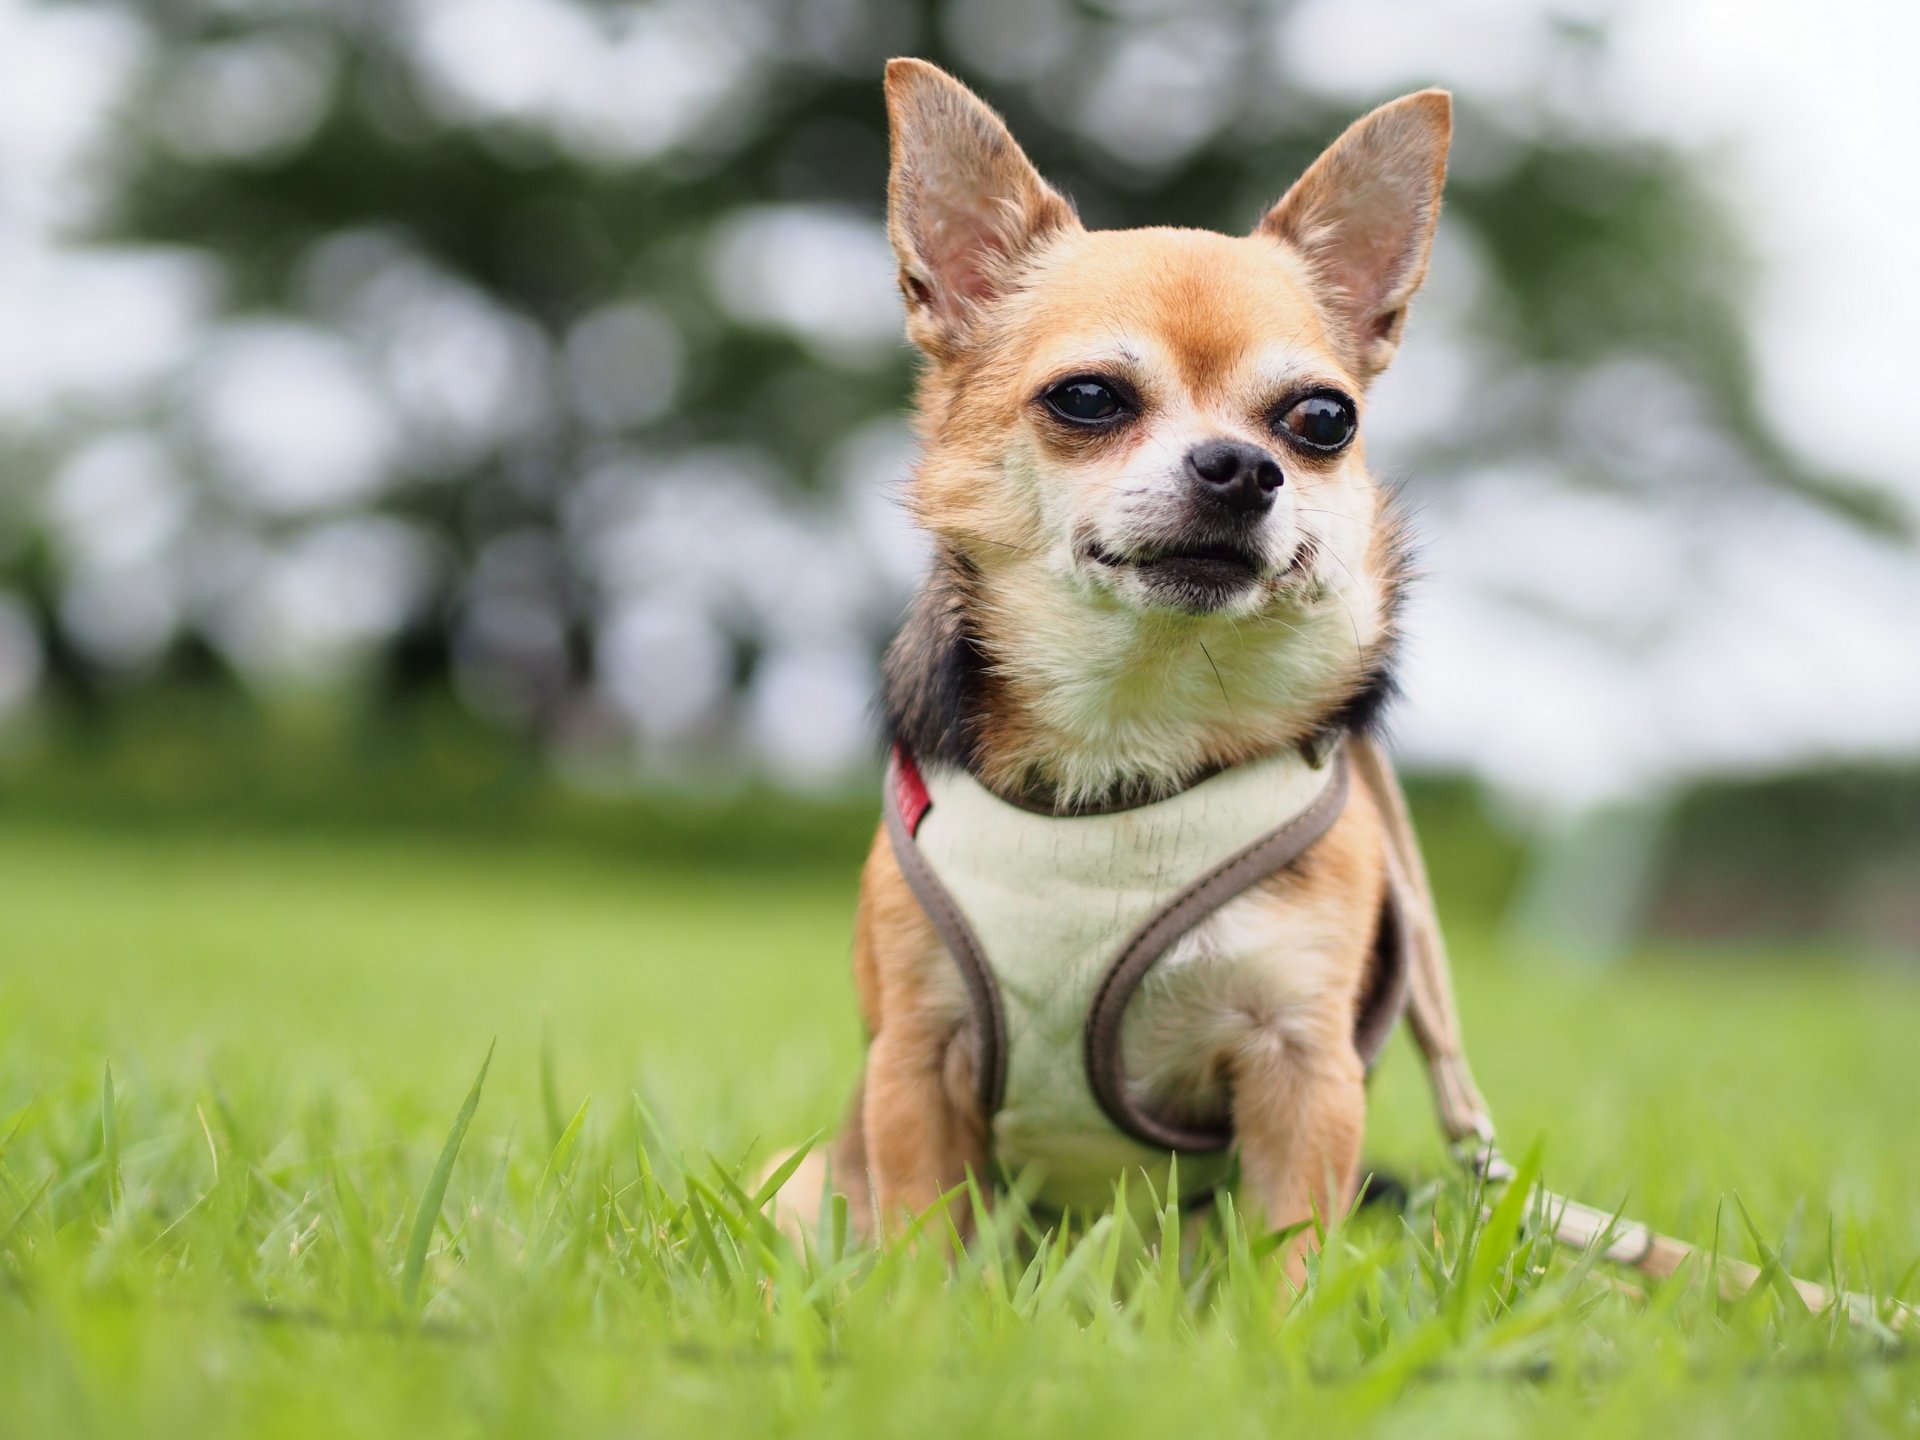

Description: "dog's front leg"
1230 1036 1366 1293
861 1015 986 1245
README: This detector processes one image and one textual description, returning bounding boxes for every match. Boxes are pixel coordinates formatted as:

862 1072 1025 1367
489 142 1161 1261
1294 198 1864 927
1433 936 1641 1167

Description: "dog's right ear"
884 58 1076 358
1257 90 1452 382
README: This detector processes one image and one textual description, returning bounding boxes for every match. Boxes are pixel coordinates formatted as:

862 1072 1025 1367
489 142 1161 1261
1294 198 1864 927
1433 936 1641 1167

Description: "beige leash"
1352 736 1912 1333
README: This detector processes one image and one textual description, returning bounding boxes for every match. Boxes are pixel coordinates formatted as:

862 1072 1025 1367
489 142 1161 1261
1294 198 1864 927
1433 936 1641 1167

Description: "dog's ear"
1258 90 1452 380
884 58 1077 358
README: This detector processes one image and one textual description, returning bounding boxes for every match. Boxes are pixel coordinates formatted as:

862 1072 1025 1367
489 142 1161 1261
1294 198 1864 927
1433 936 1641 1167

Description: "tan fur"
770 61 1450 1291
848 821 986 1233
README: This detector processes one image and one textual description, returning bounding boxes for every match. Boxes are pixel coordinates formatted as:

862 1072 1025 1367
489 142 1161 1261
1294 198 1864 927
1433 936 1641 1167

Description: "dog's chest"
905 748 1347 1210
1118 885 1350 1109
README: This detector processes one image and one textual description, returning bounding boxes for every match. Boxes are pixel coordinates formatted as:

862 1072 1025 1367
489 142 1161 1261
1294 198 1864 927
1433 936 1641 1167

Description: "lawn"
1 810 1916 1438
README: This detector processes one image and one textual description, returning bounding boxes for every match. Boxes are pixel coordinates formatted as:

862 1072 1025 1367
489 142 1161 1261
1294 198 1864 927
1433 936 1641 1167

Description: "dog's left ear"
884 58 1078 359
1258 90 1452 380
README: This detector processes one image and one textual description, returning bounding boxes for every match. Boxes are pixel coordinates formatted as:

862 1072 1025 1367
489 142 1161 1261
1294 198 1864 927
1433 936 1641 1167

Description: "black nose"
1185 440 1282 515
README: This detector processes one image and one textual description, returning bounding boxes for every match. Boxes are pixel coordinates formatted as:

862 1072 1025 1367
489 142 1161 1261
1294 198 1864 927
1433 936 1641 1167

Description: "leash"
1352 736 1913 1333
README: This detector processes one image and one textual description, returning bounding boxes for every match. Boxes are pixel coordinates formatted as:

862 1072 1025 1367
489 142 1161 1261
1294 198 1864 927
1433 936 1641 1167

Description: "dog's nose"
1185 440 1283 515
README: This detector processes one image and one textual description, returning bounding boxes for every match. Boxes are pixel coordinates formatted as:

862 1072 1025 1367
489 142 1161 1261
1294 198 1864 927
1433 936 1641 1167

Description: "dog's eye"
1044 379 1126 424
1277 394 1357 452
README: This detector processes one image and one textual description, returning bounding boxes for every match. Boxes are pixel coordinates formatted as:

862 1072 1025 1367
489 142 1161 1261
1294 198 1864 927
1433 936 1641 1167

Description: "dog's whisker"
1196 638 1234 719
1308 543 1371 654
968 536 1048 560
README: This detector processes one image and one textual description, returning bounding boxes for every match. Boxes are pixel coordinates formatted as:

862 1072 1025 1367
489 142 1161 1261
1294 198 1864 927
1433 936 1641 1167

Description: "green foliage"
0 685 1527 935
0 686 882 873
1632 760 1920 951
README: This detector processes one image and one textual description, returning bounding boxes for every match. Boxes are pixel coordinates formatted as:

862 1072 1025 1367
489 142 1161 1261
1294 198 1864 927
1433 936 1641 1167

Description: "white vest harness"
883 740 1411 1215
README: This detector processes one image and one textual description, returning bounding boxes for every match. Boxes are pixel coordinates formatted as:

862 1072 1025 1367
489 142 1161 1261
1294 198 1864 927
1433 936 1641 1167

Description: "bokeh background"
2 0 1917 959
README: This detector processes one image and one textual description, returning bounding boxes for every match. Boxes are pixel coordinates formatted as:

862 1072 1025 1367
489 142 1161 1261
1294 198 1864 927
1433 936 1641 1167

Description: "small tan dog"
775 59 1453 1288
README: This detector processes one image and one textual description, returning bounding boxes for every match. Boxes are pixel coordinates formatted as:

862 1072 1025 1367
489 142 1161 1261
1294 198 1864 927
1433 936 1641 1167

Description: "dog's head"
887 59 1446 616
883 60 1449 799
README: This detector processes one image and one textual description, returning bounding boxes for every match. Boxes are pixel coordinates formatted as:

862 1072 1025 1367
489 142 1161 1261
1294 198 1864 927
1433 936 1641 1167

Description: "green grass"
1 814 1916 1438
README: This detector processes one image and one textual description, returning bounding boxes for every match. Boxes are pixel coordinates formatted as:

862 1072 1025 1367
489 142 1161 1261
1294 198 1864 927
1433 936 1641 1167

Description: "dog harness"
882 739 1411 1214
873 734 1906 1326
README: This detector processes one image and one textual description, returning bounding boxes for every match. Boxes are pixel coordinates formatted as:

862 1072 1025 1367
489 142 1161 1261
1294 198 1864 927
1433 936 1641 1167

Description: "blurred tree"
0 0 1893 786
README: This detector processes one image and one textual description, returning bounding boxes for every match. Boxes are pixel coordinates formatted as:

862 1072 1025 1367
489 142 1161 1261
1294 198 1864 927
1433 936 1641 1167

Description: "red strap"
891 744 932 836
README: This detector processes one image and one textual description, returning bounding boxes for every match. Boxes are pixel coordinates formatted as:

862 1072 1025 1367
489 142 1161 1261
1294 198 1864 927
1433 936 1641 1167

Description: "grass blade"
682 1182 736 1283
0 1102 30 1165
539 1017 564 1149
539 1096 591 1195
401 1039 495 1309
1034 1215 1113 1318
101 1063 123 1213
750 1132 822 1212
0 1171 53 1249
1094 1171 1127 1306
1456 1139 1542 1329
1731 1194 1810 1317
1891 1254 1920 1306
206 1074 251 1164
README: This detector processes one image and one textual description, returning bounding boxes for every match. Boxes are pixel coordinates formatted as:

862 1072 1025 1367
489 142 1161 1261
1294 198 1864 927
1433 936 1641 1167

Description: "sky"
1285 0 1920 507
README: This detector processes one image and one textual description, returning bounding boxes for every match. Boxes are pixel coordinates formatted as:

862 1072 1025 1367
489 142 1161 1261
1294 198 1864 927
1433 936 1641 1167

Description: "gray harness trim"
882 773 1009 1114
881 743 1410 1156
1081 750 1353 1152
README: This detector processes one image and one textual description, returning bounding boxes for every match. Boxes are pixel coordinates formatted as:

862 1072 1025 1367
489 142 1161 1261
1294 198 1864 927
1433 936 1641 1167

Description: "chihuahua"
773 59 1452 1288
